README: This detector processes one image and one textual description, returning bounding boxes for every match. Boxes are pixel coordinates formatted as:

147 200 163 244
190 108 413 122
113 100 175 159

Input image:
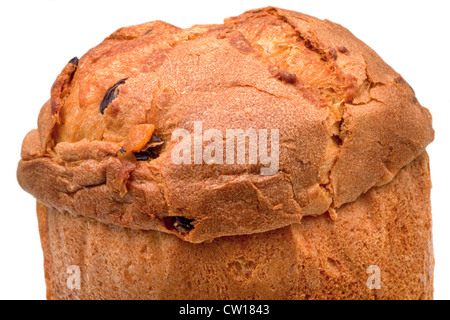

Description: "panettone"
17 7 434 299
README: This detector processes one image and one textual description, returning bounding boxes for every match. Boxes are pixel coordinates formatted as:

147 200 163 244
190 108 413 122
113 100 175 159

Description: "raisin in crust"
18 7 433 246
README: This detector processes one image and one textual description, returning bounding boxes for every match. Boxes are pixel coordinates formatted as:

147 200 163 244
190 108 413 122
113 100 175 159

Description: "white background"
1 0 449 300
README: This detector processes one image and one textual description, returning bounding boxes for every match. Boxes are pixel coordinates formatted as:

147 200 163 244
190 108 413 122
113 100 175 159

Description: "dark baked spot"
395 76 415 94
331 134 343 146
304 39 329 62
395 76 407 85
337 46 349 54
216 33 226 40
145 49 168 72
271 69 297 84
328 48 337 60
100 79 127 114
144 29 153 35
304 40 314 51
68 57 79 66
163 216 195 234
229 34 253 54
133 134 163 161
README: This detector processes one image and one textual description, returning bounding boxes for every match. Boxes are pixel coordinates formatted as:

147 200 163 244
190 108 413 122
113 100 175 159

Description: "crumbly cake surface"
17 7 433 243
17 6 434 299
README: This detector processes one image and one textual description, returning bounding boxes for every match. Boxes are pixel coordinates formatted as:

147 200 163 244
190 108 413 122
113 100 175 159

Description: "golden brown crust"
18 7 433 243
37 152 433 300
